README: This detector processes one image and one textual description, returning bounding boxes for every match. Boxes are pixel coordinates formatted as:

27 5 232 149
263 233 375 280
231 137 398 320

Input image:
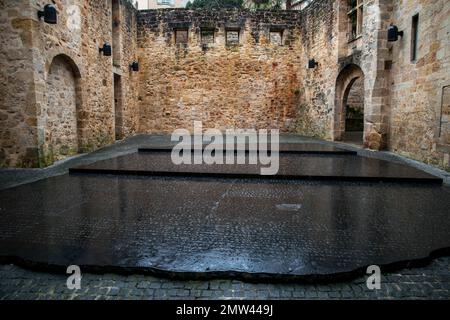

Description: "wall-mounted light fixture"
387 25 404 42
130 61 139 72
308 59 319 69
99 43 112 56
37 4 57 24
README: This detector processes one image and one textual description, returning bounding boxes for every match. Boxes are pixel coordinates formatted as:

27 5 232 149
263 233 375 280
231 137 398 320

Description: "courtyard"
1 0 450 304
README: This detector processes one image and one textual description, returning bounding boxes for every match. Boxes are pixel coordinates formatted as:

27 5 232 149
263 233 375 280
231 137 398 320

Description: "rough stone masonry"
0 0 449 170
136 6 335 137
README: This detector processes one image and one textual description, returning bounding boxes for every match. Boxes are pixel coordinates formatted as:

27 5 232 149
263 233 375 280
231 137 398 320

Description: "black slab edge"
138 148 357 156
1 247 450 284
68 168 443 184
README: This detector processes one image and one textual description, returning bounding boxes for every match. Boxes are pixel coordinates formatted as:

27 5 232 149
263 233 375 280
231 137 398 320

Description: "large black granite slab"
138 143 357 155
69 152 442 184
0 174 449 281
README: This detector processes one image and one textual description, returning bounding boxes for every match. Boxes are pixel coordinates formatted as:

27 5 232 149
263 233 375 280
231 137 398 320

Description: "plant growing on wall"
186 0 244 9
247 0 310 10
251 0 283 10
185 0 309 10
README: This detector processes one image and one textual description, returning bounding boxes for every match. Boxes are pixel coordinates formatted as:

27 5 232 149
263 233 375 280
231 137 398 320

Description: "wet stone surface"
138 143 357 155
0 173 449 280
70 152 442 183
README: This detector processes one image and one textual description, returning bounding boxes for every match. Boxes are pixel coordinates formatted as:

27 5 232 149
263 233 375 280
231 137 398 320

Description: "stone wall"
296 0 337 138
112 0 140 140
0 0 37 167
334 0 394 150
346 78 364 112
333 0 450 169
136 1 337 136
0 0 138 167
389 0 450 169
1 0 449 171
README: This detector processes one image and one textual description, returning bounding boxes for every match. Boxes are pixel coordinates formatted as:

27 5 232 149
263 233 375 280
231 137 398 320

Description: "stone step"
69 152 443 184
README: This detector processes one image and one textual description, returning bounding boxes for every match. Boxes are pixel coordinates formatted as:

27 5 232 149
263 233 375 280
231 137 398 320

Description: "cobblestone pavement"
1 257 449 300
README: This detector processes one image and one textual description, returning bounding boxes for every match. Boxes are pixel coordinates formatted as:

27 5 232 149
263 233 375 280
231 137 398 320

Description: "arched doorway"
39 54 81 166
334 64 365 145
344 77 364 143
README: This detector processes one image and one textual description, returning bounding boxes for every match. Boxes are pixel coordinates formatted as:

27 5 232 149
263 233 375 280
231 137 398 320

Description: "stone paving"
0 256 449 300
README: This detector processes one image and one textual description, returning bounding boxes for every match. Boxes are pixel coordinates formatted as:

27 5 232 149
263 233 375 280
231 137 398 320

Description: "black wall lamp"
99 43 112 56
37 4 57 24
130 61 139 72
308 59 319 69
388 25 404 42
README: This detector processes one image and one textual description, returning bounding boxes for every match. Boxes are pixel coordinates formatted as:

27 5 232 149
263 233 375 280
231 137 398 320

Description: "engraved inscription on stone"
201 30 214 44
270 31 282 45
175 30 188 44
226 30 239 45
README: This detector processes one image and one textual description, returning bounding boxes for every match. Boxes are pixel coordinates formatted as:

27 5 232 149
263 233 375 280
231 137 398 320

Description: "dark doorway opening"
343 77 364 145
114 73 123 140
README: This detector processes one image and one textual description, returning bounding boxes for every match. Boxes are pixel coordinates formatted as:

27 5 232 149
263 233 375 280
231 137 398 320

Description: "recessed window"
411 14 419 62
348 0 363 41
226 30 240 45
201 29 214 44
439 86 450 143
112 0 121 66
269 31 283 45
157 0 173 5
175 29 188 44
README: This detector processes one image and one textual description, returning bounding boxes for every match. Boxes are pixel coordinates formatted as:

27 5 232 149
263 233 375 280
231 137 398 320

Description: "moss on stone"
79 144 95 153
36 145 55 168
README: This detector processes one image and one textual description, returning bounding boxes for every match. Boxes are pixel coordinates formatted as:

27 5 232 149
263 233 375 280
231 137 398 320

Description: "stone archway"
334 64 365 144
39 54 81 166
343 77 364 144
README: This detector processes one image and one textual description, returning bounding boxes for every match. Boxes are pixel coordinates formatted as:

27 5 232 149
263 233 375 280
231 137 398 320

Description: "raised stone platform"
70 152 442 184
138 143 357 155
0 174 449 281
0 141 449 282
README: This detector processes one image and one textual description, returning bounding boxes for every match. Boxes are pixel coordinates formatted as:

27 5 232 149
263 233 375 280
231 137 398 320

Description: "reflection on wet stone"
0 142 449 280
